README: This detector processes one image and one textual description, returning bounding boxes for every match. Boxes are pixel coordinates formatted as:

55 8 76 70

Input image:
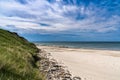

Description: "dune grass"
0 29 44 80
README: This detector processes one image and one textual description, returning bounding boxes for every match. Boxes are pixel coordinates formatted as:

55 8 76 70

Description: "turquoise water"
34 42 120 51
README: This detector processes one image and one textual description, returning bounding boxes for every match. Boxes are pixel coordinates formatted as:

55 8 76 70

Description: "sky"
0 0 120 41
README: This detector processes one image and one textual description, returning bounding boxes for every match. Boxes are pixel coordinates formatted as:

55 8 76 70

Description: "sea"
34 42 120 51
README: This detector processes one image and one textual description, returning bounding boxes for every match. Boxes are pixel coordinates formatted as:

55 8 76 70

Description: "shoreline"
37 45 120 80
35 44 120 51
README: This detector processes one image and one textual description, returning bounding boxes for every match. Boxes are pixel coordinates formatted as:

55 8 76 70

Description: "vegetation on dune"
0 29 44 80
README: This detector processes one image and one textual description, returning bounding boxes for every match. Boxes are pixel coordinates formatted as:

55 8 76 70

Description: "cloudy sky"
0 0 120 41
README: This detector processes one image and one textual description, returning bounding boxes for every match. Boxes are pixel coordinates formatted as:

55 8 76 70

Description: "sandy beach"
37 45 120 80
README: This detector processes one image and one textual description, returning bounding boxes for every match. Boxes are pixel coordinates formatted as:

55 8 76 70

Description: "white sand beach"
37 46 120 80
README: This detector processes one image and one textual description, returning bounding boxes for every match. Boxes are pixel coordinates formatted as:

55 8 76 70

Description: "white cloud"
0 0 120 34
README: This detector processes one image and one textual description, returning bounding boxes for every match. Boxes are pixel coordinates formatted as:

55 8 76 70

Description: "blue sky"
0 0 120 41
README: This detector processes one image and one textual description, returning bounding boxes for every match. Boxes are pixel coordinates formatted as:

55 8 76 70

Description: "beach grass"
0 29 44 80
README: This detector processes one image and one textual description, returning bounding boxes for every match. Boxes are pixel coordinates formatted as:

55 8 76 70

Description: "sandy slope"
37 46 120 80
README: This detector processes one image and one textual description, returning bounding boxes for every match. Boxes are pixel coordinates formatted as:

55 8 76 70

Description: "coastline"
37 45 120 80
35 42 120 51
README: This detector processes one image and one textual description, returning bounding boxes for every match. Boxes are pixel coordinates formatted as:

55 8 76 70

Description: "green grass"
0 29 44 80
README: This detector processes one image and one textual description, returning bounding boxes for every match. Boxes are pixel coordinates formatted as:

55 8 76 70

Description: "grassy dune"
0 29 44 80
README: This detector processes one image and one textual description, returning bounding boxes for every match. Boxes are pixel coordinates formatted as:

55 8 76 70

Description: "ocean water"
34 42 120 51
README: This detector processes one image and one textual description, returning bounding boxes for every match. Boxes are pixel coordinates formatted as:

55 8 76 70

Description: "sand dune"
37 46 120 80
